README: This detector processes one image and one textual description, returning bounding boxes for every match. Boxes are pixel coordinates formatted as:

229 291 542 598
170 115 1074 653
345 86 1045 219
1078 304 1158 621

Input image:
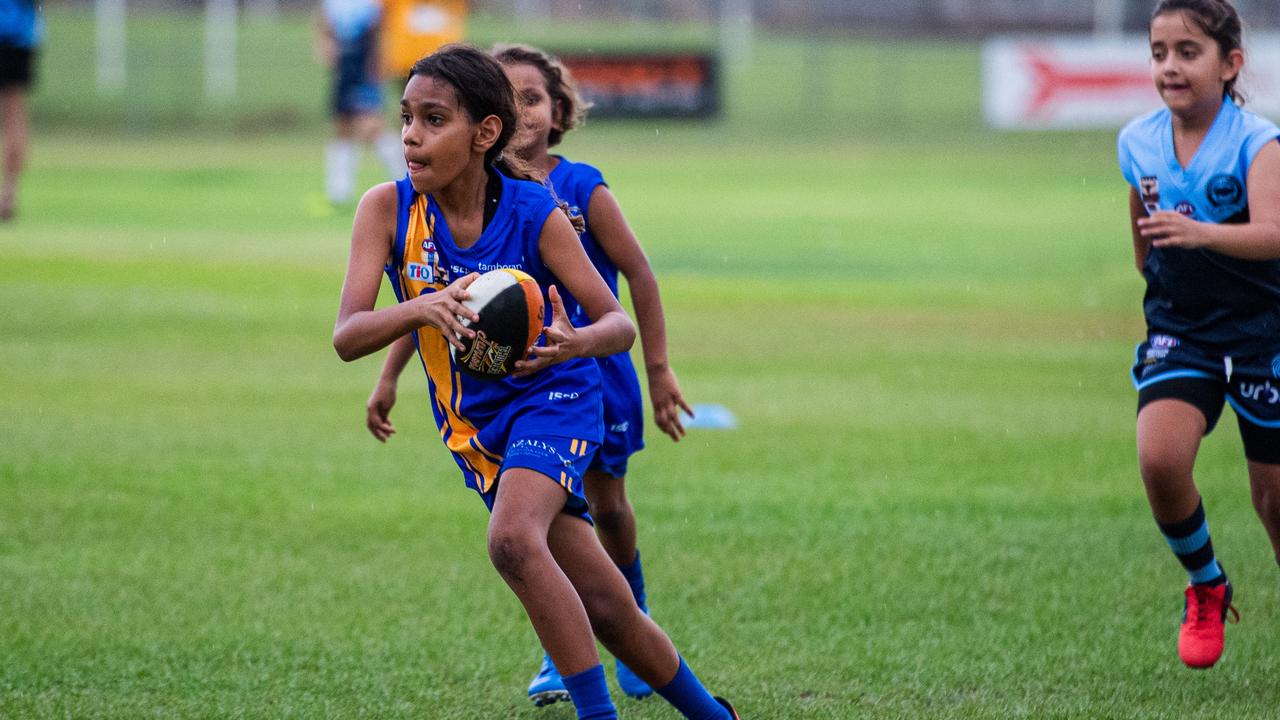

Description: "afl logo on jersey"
1206 174 1244 209
1175 201 1196 217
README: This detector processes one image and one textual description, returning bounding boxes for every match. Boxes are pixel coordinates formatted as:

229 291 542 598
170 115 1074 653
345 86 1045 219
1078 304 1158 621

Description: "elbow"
334 343 358 363
333 330 360 363
621 316 637 352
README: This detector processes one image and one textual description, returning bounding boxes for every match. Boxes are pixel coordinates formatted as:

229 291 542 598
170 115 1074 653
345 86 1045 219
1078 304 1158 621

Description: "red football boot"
1178 581 1239 669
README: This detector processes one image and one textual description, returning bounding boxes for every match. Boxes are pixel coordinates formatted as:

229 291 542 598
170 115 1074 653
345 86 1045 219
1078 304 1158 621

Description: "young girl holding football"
366 43 696 707
1118 0 1280 669
333 44 737 720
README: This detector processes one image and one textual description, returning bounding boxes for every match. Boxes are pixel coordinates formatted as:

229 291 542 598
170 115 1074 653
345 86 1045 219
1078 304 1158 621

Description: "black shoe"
714 696 740 719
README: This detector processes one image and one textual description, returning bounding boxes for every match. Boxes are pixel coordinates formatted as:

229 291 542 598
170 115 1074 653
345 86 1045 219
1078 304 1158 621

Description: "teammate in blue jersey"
492 42 694 706
314 0 405 206
1118 0 1280 670
334 45 737 720
0 0 40 221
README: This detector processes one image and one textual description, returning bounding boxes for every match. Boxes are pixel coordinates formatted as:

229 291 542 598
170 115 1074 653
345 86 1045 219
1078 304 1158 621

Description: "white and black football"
450 269 545 379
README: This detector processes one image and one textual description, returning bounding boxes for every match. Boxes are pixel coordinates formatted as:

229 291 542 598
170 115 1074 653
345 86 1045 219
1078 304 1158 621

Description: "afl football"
451 269 544 379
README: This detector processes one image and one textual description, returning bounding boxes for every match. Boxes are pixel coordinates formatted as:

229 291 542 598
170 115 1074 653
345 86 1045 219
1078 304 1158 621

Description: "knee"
592 501 632 535
586 484 631 531
1138 448 1190 487
487 530 534 583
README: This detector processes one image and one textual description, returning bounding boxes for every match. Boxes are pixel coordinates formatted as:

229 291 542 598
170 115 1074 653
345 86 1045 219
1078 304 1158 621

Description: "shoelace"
1189 586 1241 625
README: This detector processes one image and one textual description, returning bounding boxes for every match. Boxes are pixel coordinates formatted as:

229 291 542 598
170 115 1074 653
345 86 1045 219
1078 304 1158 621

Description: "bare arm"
587 185 692 440
514 209 634 375
312 10 336 67
1136 141 1280 261
333 183 479 362
366 334 416 442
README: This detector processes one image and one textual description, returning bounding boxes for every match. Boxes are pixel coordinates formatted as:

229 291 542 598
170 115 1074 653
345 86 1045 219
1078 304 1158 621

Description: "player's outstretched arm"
514 209 634 376
1137 142 1280 260
588 185 692 441
333 184 480 362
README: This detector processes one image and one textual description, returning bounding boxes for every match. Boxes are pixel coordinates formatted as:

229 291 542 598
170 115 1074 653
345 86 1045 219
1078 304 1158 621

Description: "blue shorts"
331 52 382 116
471 435 597 522
592 353 645 478
1132 334 1280 464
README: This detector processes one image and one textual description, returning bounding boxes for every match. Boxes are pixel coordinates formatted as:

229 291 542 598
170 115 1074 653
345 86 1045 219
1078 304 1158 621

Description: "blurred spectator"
0 0 40 221
315 0 405 207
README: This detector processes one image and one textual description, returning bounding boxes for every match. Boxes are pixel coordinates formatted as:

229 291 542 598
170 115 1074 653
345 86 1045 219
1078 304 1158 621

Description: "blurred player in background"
1119 0 1280 669
0 0 40 221
335 44 738 720
314 0 405 207
490 42 694 707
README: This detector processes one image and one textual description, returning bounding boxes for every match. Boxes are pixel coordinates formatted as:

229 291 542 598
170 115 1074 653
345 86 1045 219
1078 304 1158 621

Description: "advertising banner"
983 35 1280 130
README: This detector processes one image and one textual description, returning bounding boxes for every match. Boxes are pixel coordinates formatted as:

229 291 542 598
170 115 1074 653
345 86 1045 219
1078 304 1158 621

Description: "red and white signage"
983 35 1280 130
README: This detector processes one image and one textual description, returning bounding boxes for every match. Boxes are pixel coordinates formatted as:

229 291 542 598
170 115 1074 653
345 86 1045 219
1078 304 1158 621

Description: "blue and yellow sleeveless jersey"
548 158 618 319
1118 97 1280 354
385 172 604 497
547 157 645 474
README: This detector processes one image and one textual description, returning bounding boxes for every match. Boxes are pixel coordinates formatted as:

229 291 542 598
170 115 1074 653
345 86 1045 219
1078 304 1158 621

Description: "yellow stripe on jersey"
400 195 503 494
570 439 579 456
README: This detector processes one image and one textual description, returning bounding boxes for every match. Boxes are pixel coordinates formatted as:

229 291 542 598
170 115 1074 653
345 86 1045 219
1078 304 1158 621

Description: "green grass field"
4 9 1280 720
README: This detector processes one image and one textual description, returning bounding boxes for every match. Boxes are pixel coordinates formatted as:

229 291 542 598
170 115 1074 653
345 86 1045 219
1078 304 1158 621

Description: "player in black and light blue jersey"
336 45 736 720
494 43 696 706
315 0 405 206
1117 0 1280 671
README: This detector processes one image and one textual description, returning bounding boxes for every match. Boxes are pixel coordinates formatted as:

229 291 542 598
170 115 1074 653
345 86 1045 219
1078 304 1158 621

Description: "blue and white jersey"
322 0 380 44
1118 97 1280 354
0 0 40 48
386 171 604 497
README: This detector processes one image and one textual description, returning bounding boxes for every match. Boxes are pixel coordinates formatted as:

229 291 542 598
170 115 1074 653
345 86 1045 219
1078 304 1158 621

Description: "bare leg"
1247 460 1280 566
333 114 355 140
488 468 600 676
353 112 384 145
0 87 29 219
547 511 680 688
583 469 638 566
1137 399 1207 523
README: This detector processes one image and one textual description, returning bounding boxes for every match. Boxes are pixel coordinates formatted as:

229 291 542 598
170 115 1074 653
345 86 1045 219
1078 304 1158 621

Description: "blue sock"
655 657 728 720
561 664 616 720
1157 500 1226 586
618 549 648 612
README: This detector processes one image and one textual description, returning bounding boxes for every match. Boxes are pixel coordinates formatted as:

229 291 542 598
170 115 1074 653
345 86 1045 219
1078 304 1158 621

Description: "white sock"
375 132 407 179
325 140 356 204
